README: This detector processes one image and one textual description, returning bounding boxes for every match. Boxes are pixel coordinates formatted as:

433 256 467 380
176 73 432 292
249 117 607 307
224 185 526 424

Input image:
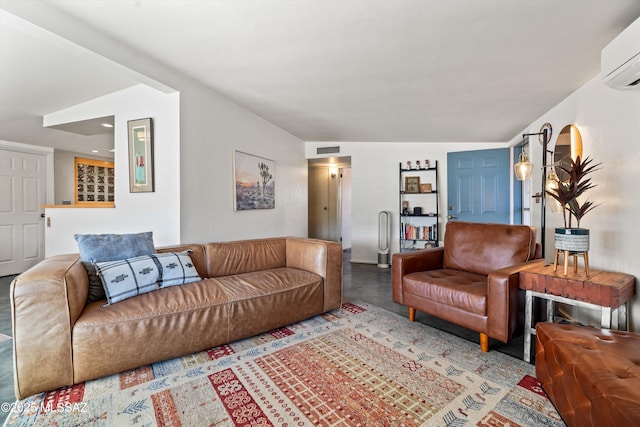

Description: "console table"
519 263 635 363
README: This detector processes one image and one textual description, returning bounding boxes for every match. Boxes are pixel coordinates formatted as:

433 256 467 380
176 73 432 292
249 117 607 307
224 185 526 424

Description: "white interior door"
308 167 330 240
0 149 46 276
340 167 352 249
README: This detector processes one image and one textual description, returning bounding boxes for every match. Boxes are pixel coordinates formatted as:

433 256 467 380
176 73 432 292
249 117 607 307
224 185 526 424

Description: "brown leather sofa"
536 322 640 427
10 237 342 399
392 221 542 352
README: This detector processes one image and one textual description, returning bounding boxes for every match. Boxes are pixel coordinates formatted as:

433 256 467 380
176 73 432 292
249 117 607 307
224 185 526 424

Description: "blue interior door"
447 148 511 224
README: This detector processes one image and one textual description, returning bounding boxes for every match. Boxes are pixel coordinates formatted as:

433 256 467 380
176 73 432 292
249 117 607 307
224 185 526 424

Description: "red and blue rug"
3 302 564 426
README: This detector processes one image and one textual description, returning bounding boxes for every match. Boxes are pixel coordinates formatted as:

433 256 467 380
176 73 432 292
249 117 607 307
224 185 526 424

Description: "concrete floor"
341 250 525 361
1 274 15 425
0 249 526 424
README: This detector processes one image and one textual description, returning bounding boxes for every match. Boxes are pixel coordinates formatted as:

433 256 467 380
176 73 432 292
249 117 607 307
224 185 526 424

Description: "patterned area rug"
3 302 564 426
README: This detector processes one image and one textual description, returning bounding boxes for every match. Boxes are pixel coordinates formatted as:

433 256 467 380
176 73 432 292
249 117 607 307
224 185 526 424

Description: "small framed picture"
128 118 154 193
420 183 433 193
405 176 420 193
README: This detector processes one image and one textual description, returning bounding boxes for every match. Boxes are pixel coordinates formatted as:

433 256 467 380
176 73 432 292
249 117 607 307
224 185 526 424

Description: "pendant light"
514 148 533 180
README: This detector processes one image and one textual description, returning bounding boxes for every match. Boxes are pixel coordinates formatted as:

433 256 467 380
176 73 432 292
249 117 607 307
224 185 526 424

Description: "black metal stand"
522 129 549 258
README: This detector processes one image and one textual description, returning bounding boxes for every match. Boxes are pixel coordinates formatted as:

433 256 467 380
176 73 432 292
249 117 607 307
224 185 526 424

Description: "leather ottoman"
535 322 640 427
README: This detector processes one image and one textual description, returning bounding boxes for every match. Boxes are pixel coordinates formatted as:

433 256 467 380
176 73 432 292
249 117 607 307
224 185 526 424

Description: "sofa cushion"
403 269 487 315
72 267 324 382
75 231 156 302
205 238 287 277
443 221 536 275
95 252 201 305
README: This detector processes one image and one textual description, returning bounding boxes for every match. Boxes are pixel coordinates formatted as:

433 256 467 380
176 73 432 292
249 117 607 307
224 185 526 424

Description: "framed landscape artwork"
233 151 275 210
127 118 154 193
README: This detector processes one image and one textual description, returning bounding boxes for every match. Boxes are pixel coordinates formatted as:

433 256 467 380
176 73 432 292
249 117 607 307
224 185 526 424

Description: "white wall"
8 4 308 251
43 84 181 255
306 141 505 263
177 80 307 244
515 76 640 331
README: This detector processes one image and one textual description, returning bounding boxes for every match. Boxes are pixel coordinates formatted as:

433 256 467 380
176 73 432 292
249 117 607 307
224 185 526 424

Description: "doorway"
447 148 511 224
308 157 352 247
0 144 52 276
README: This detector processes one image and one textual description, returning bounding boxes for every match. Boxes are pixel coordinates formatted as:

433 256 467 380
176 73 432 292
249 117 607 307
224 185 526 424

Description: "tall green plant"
545 156 601 228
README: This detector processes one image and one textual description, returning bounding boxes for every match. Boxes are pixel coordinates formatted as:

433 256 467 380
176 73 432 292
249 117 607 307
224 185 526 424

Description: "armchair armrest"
285 238 343 312
392 247 445 304
11 254 89 399
487 259 546 342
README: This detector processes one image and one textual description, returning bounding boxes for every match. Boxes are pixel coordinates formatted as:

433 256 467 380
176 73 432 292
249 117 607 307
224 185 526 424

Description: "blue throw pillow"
74 232 156 303
95 252 201 305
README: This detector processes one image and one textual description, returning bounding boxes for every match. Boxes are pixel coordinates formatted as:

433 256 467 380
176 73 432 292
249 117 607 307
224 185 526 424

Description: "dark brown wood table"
519 263 635 362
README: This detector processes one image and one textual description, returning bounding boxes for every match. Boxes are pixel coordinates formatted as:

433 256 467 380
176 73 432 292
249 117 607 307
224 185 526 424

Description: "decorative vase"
554 228 590 252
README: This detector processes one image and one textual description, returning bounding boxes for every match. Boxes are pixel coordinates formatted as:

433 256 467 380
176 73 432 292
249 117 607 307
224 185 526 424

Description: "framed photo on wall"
233 150 275 210
128 118 154 193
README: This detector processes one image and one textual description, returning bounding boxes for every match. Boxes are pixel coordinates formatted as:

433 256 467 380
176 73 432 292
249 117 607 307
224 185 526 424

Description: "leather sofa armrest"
285 238 343 312
10 254 88 399
487 259 546 342
392 247 445 304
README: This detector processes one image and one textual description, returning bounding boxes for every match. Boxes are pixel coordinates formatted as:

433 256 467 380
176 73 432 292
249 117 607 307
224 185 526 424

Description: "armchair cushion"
404 269 487 315
443 221 537 275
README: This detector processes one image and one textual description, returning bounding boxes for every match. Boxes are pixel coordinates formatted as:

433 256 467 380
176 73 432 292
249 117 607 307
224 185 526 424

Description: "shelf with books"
399 160 439 251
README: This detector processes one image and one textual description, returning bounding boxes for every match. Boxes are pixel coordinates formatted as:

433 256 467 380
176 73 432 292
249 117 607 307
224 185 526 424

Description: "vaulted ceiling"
1 0 639 155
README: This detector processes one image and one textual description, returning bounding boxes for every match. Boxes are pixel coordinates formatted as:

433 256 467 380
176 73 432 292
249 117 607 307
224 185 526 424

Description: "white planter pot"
554 228 590 252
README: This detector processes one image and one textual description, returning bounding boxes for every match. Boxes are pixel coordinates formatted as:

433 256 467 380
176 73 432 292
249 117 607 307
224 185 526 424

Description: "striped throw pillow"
95 252 201 305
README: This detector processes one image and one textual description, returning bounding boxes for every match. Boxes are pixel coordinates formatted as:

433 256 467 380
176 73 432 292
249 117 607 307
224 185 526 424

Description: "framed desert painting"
128 118 154 193
233 151 275 210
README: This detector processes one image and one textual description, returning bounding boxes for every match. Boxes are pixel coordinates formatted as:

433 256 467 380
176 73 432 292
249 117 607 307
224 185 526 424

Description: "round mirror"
553 125 583 181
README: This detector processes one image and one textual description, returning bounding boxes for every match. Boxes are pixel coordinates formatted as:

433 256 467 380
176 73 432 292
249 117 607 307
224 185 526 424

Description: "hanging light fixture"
514 147 533 180
545 168 562 213
515 126 550 257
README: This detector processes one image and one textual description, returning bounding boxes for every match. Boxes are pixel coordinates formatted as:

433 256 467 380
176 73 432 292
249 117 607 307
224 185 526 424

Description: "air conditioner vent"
317 146 340 155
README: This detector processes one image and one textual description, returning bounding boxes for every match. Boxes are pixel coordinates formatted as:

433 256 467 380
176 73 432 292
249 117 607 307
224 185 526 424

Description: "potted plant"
545 156 601 252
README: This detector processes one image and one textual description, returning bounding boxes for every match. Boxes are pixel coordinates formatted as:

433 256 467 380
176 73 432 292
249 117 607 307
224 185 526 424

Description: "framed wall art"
128 118 154 193
233 150 275 210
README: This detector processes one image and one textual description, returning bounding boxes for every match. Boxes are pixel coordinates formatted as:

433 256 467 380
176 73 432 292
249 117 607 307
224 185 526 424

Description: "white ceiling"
1 1 639 154
0 8 138 156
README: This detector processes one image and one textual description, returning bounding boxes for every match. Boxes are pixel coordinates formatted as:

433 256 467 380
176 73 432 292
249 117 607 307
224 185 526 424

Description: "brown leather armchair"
392 221 542 352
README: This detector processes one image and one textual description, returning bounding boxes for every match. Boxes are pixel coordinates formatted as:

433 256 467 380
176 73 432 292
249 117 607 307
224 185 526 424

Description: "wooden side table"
519 263 635 363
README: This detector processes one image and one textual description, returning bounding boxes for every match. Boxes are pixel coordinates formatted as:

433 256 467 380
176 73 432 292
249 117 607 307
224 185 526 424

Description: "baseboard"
349 259 378 265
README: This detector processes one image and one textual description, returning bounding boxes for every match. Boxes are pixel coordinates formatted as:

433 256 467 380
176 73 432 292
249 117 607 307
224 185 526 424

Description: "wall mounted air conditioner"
601 17 640 90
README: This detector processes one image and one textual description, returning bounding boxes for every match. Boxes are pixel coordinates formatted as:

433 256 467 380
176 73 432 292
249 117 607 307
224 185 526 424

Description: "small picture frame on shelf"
404 176 420 193
420 183 432 193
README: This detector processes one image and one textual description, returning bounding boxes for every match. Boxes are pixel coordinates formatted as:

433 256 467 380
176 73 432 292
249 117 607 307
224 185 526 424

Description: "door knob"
448 215 457 220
